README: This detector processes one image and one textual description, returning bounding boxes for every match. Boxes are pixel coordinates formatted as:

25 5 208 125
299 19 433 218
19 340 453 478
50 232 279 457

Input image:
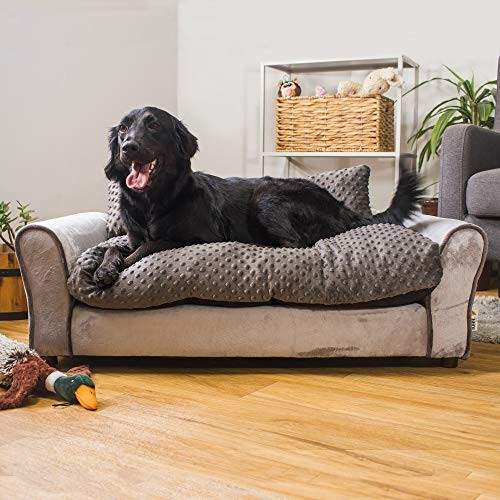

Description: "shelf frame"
259 55 420 182
263 152 417 158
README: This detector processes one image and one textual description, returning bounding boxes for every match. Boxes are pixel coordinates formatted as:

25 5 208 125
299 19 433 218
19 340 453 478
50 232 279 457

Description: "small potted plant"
405 66 497 215
0 201 36 320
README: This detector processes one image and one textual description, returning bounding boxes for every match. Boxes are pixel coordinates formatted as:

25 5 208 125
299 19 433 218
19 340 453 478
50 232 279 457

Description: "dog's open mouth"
125 159 159 191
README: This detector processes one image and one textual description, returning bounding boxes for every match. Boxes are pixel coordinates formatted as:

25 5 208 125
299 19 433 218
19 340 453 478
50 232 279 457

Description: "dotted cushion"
106 181 124 238
105 165 373 238
67 224 443 310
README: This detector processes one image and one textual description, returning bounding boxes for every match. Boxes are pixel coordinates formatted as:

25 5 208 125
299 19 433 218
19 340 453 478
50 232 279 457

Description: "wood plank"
0 319 499 498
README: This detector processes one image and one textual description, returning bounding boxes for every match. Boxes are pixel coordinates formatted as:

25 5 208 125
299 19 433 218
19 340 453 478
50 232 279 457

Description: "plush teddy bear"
337 68 404 97
278 75 302 98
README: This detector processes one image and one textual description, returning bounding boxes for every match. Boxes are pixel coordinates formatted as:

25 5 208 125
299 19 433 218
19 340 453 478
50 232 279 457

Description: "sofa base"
441 357 459 368
52 355 459 368
17 213 486 362
65 302 431 358
41 356 58 367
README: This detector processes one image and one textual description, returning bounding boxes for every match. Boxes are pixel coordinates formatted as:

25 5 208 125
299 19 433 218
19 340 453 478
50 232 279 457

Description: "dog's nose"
122 141 139 154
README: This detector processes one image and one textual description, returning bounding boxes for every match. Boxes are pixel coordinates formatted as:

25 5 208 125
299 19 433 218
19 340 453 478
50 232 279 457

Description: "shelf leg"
260 63 266 177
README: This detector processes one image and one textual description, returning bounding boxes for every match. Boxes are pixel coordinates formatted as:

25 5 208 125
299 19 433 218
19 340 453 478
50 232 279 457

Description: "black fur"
96 106 422 288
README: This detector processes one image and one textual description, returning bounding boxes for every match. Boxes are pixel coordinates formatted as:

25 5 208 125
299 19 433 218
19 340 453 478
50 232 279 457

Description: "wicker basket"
276 94 394 152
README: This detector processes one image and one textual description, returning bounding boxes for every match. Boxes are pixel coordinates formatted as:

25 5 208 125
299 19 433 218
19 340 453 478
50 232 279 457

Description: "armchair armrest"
406 214 487 358
439 124 500 220
15 212 107 356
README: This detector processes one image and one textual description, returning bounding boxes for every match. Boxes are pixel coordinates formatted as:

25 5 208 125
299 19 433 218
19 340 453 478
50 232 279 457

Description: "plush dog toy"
0 333 97 410
278 75 302 98
337 68 404 97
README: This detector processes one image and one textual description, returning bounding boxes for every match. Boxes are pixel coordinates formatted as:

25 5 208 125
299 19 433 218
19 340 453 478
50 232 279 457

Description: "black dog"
95 106 422 288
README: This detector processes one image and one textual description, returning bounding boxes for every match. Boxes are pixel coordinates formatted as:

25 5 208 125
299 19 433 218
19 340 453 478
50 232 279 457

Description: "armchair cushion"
466 168 500 217
439 125 500 220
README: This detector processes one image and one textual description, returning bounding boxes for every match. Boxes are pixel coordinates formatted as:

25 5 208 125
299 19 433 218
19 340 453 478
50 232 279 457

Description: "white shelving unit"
259 55 420 183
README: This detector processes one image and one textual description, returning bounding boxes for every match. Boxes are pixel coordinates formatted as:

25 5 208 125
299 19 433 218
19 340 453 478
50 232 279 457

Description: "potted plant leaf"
405 66 497 215
0 201 36 320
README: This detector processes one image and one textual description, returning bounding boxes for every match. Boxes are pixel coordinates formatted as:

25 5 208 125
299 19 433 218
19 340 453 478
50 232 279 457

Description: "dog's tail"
370 167 424 225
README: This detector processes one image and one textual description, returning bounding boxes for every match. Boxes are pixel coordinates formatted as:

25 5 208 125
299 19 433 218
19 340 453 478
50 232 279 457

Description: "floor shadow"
55 350 500 377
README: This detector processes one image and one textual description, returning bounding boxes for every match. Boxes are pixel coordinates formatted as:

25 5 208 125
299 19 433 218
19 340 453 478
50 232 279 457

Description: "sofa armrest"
406 214 487 358
405 213 484 247
439 124 500 220
15 212 107 356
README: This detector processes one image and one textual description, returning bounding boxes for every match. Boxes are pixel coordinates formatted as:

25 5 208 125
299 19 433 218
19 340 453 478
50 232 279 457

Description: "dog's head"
104 107 198 192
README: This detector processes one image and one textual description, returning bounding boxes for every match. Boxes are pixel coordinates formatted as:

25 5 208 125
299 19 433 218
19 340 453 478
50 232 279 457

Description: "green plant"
404 66 497 171
0 200 36 252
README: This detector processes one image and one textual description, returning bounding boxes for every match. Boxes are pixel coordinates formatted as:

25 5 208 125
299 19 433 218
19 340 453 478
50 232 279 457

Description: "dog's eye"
149 122 160 131
119 125 128 134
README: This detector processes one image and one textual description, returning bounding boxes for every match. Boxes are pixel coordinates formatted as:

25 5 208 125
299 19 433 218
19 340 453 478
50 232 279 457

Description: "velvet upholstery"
15 213 108 356
16 212 486 359
71 302 429 357
406 215 486 358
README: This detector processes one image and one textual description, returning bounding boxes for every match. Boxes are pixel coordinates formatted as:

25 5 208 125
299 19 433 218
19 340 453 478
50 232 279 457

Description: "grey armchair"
439 58 500 270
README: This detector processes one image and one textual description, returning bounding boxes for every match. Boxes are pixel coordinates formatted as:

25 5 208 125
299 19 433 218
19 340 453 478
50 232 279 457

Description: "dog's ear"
104 126 120 180
175 120 198 159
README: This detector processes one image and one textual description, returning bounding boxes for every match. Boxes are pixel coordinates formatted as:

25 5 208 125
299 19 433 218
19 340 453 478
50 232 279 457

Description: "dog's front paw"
93 247 124 289
93 264 121 289
76 247 107 276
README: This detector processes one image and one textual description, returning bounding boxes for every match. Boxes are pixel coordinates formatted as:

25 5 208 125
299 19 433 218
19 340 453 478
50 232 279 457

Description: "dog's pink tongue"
126 163 150 190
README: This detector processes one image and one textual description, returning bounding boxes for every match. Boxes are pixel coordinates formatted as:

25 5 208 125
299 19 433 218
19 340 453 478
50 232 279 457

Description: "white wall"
178 0 500 209
1 0 177 220
2 0 498 219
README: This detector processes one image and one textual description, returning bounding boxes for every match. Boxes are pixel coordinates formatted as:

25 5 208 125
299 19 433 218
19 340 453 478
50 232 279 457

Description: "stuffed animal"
0 333 97 410
337 68 404 97
315 85 327 96
336 80 362 96
278 75 301 98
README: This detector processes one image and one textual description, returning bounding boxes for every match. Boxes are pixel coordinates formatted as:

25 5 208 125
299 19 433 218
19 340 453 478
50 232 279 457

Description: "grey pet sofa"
439 57 500 283
16 172 486 366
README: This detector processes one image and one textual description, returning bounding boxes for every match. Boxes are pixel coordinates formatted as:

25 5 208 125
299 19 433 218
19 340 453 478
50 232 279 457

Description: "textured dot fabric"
76 166 443 309
105 165 373 238
106 181 124 238
68 224 443 310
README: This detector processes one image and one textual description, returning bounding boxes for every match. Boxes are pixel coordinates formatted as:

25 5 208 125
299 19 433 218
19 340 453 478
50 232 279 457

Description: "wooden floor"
1 319 500 499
